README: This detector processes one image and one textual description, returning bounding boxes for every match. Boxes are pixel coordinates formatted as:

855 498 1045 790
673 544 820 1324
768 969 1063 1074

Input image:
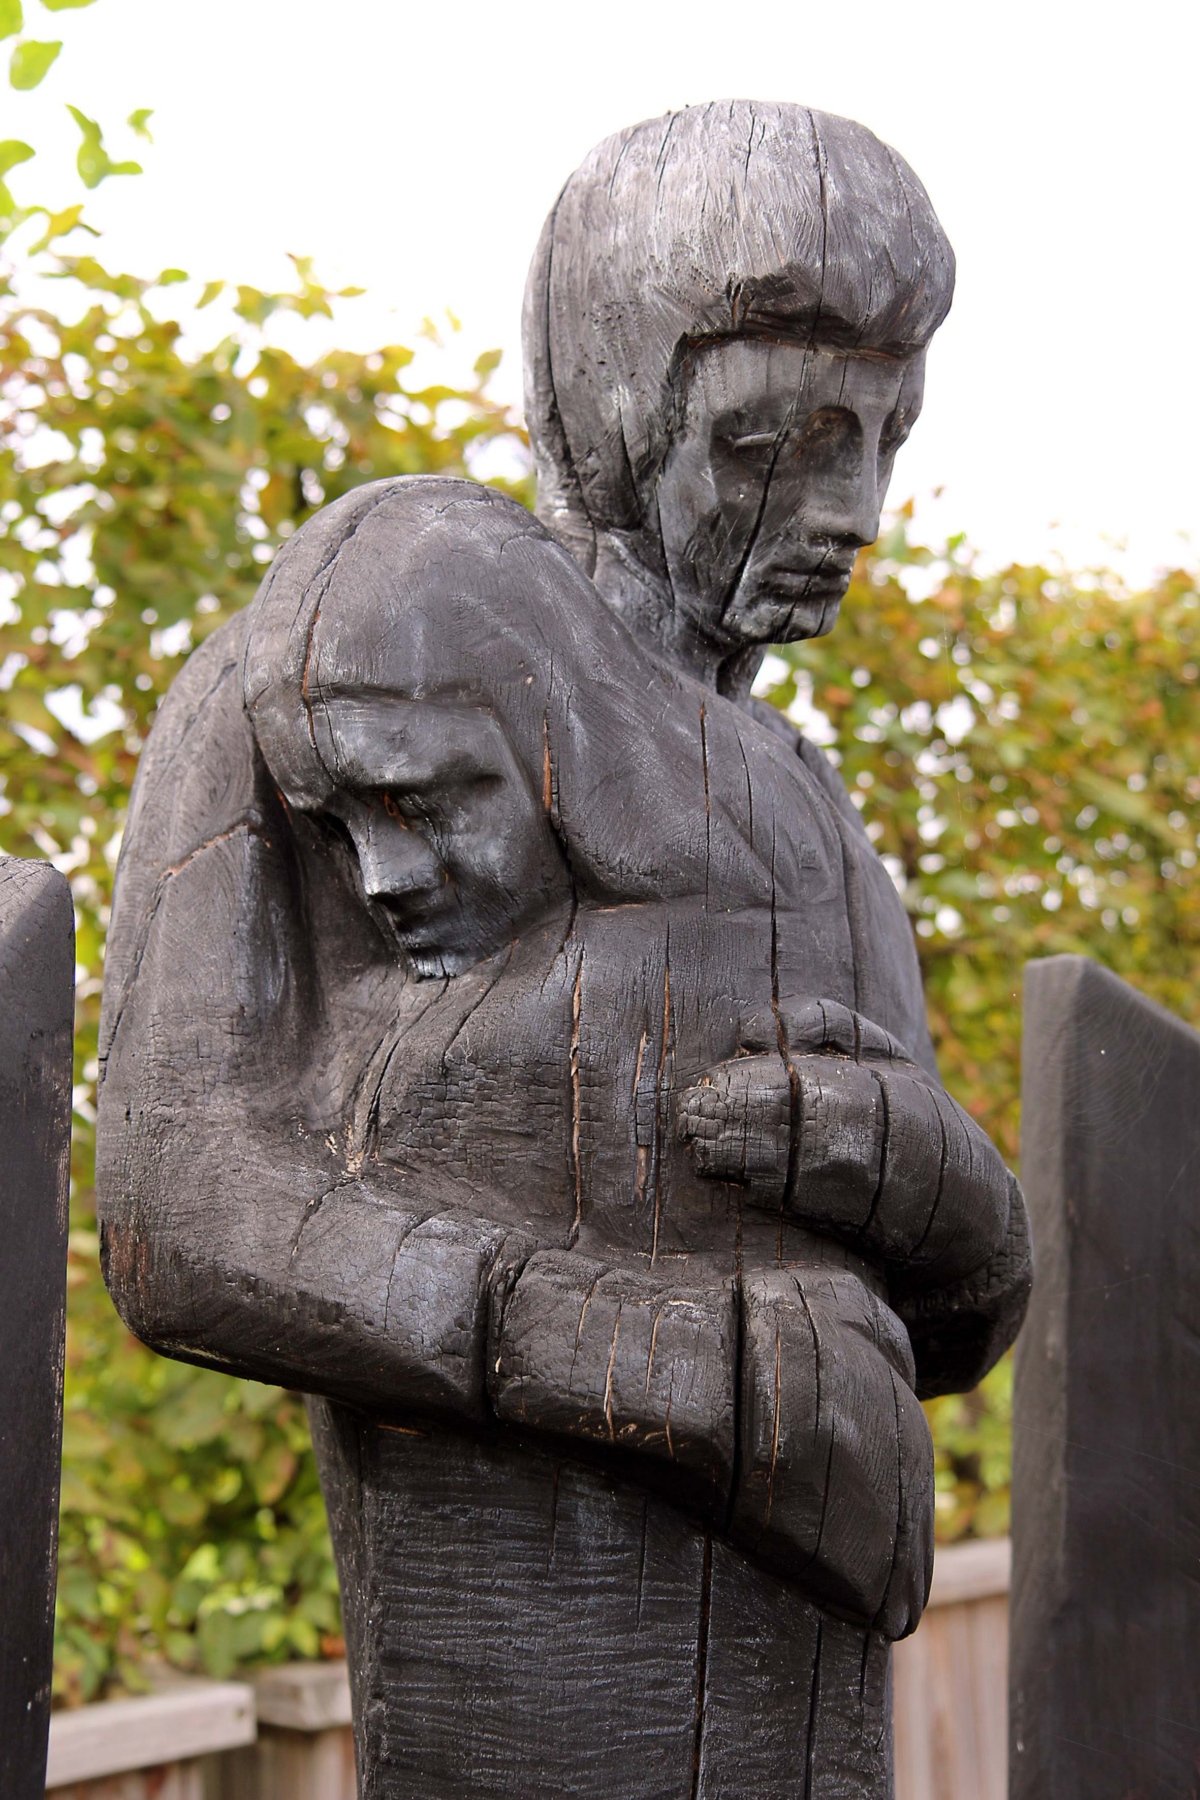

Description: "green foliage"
9 35 60 88
0 0 148 249
0 137 33 215
0 136 34 173
67 105 141 188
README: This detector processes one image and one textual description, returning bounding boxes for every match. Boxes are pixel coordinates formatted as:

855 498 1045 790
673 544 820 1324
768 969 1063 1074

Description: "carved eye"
322 812 357 857
880 406 912 460
722 428 783 466
799 407 856 456
381 792 406 822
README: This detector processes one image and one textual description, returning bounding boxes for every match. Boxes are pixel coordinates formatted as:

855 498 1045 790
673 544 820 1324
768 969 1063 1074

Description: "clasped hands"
494 999 1018 1641
351 998 1018 1642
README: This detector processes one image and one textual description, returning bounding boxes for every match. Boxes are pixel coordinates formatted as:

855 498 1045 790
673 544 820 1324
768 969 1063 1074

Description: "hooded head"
523 101 954 679
241 476 798 978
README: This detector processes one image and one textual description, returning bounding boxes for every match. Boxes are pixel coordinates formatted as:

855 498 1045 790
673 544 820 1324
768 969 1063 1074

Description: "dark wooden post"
1011 955 1200 1796
0 856 74 1800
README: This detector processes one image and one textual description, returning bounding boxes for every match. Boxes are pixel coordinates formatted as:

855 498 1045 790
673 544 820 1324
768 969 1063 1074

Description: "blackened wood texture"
1011 955 1200 1797
0 856 74 1800
312 1401 894 1800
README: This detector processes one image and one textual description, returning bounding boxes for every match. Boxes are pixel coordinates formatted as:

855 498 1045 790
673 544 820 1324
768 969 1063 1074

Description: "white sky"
10 0 1199 579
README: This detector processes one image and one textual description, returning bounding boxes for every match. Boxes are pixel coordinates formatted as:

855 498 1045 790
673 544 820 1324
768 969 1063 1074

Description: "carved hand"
678 996 1014 1288
487 1249 931 1640
732 1265 933 1641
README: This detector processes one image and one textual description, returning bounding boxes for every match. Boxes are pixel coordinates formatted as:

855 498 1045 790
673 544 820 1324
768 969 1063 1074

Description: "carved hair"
522 100 955 573
240 475 808 909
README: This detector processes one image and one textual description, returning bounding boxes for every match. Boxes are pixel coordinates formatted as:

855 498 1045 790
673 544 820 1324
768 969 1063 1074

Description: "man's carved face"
319 696 569 979
655 336 925 653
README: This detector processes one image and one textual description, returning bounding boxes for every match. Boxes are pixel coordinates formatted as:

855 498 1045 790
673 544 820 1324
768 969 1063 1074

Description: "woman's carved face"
318 694 570 979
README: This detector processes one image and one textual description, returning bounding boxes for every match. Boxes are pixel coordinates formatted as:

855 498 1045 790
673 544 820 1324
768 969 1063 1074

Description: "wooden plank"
894 1541 1010 1800
48 1767 206 1800
927 1537 1011 1609
0 857 73 1800
214 1729 358 1800
45 1680 256 1787
253 1661 352 1733
1011 956 1200 1795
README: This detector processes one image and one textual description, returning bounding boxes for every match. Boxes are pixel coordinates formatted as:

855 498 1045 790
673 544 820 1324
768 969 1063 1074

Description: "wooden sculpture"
98 103 1031 1797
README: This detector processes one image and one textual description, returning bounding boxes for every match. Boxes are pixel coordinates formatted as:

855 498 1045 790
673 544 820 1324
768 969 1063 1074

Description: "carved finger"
781 1059 1011 1284
869 1067 1010 1282
737 996 915 1063
676 1057 792 1195
786 1056 886 1224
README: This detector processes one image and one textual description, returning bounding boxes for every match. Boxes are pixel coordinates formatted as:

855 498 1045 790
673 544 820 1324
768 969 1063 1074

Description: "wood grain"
0 856 73 1800
1011 956 1200 1796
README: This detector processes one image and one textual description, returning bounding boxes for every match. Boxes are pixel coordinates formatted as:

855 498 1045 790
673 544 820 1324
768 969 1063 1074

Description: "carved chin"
405 938 506 982
405 945 470 981
726 590 844 645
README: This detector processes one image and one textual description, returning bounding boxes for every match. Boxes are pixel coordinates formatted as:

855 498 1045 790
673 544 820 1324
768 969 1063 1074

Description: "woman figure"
100 475 1019 1797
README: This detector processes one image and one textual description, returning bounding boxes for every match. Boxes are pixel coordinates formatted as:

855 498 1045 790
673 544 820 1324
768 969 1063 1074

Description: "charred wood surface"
0 857 73 1800
1012 956 1200 1797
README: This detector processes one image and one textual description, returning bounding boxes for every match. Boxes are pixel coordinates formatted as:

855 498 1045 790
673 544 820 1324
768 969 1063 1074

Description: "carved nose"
805 460 882 550
359 835 444 904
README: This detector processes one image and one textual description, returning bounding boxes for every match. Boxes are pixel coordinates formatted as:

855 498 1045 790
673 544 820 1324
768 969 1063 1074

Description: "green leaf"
196 277 224 309
127 105 152 139
67 103 140 188
0 1 23 41
40 0 99 8
0 137 31 175
156 266 187 286
9 35 60 87
26 198 93 250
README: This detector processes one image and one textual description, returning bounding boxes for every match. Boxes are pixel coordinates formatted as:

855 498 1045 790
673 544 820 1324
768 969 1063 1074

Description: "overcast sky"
13 0 1198 578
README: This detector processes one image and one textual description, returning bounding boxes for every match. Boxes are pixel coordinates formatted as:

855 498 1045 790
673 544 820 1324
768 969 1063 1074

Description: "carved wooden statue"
97 103 1031 1797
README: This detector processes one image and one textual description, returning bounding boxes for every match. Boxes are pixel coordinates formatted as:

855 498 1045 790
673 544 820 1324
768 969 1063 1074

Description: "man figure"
524 100 1030 1395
